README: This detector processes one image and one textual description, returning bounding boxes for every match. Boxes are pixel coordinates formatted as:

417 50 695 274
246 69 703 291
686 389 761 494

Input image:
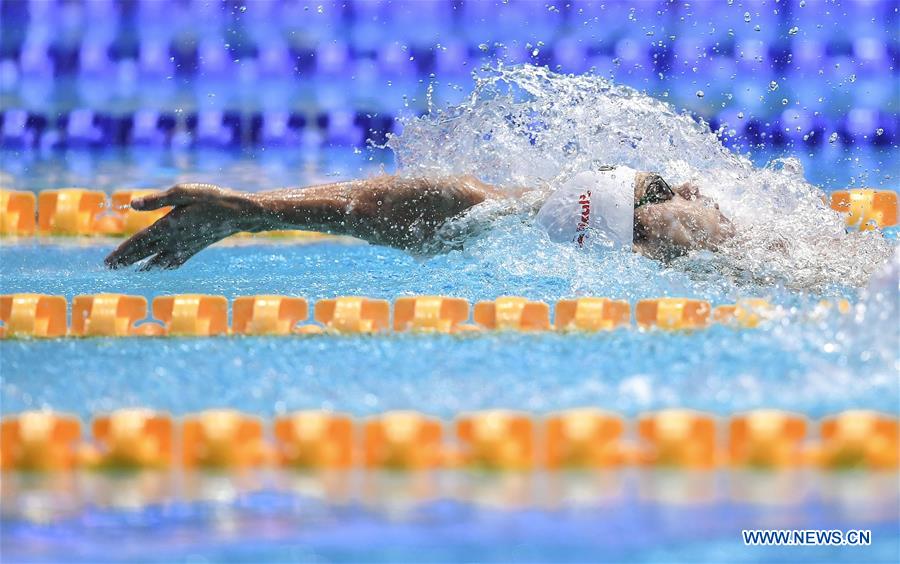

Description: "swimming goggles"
634 175 675 208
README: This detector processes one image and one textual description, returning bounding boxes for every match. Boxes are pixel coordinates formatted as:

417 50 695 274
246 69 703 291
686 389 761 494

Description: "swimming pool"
3 0 900 562
2 147 898 562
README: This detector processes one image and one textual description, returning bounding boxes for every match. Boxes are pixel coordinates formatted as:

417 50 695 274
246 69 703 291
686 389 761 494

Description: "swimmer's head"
632 172 735 258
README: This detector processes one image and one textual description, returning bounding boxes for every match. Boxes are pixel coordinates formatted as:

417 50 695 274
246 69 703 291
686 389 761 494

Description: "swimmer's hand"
104 183 265 270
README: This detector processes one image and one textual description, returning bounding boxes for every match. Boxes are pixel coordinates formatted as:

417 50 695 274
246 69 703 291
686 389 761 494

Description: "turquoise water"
1 148 898 562
0 240 897 419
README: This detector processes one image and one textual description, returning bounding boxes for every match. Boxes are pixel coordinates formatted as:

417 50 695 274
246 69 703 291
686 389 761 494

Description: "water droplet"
828 132 839 143
532 49 540 57
799 0 806 6
848 74 856 83
769 80 779 91
239 5 246 12
695 90 705 98
782 98 788 105
737 111 745 119
743 11 752 22
478 43 489 52
754 24 761 31
876 128 884 136
317 5 324 13
788 26 799 35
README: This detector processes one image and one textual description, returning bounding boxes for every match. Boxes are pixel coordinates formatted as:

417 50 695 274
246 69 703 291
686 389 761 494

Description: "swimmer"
104 167 735 270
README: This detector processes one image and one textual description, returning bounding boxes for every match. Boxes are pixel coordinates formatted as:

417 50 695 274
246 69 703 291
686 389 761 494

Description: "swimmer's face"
632 172 735 258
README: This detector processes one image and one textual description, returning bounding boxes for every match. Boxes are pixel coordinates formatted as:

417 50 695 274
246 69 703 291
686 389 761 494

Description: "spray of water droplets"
387 64 892 292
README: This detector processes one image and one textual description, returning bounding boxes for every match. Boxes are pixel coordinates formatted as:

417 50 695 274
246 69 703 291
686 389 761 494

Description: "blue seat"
61 109 104 147
853 37 890 70
251 111 305 146
434 42 471 77
571 0 652 42
734 39 770 74
587 55 618 80
350 1 390 53
138 40 174 77
613 38 656 85
843 108 880 143
283 1 344 47
197 40 230 77
259 42 292 77
845 0 896 41
378 42 415 77
789 39 826 75
187 110 241 147
318 110 364 146
553 39 590 74
78 41 114 76
1 109 32 148
383 0 453 47
19 41 53 77
129 109 170 146
316 41 351 76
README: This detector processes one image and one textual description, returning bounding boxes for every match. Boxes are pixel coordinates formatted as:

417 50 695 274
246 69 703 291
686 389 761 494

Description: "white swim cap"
536 167 636 249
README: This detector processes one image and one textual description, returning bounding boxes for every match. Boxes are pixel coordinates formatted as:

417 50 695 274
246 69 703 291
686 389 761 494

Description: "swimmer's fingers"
136 220 235 270
138 246 202 271
138 232 222 271
104 217 175 269
104 207 194 269
132 183 222 211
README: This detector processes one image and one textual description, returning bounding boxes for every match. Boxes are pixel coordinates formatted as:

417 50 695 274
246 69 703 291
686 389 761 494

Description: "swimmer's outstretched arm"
105 175 502 270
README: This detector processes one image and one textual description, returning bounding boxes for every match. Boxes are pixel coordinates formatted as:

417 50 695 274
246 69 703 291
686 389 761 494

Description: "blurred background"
0 0 897 185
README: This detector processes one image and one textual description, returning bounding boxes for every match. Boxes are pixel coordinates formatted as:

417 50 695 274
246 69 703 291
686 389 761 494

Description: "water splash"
387 64 893 291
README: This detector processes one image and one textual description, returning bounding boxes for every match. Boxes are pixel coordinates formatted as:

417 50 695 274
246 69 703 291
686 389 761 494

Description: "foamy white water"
388 65 893 291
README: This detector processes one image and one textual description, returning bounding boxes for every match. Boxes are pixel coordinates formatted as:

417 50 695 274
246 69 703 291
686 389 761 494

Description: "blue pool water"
2 470 899 563
0 236 897 420
2 0 900 559
2 148 899 562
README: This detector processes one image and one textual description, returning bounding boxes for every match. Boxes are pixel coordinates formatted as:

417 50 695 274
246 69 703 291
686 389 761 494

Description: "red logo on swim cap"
575 191 591 247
